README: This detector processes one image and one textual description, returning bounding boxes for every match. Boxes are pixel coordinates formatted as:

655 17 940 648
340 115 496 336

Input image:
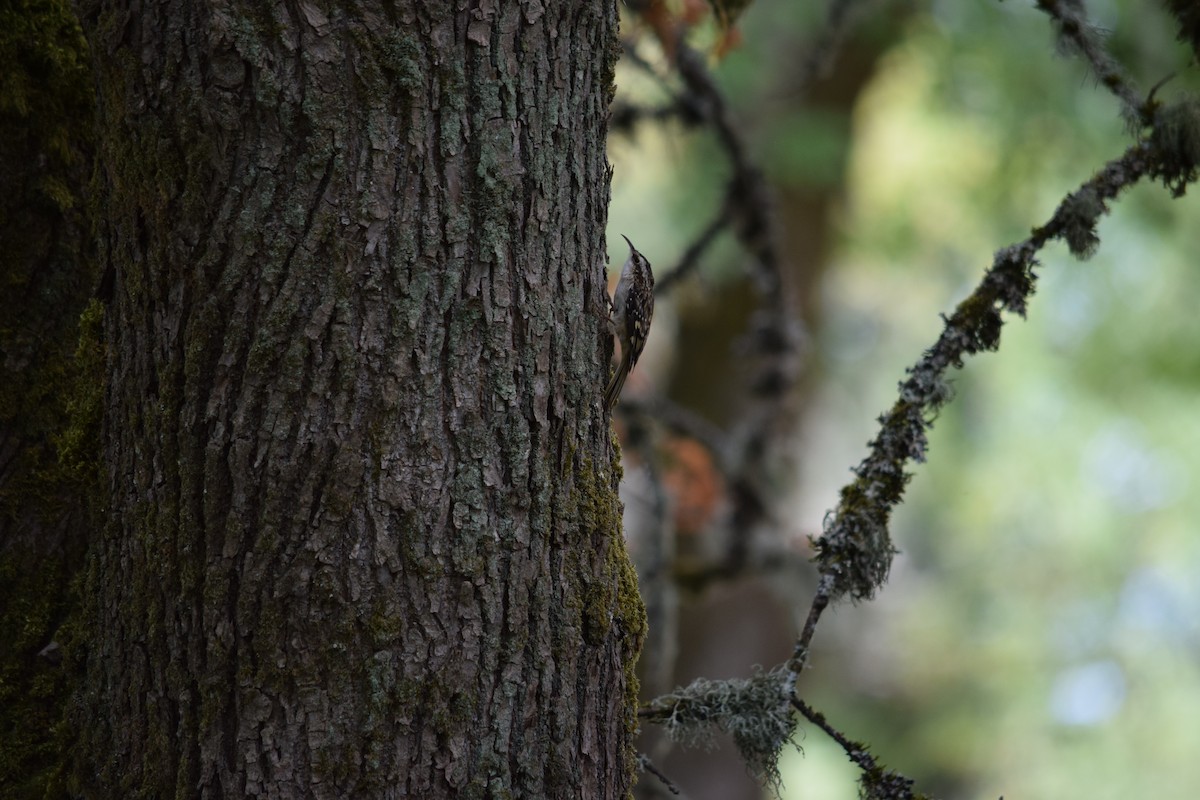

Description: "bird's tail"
604 349 632 413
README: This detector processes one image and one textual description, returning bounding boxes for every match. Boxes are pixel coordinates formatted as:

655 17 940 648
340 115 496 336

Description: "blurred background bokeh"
610 2 1200 798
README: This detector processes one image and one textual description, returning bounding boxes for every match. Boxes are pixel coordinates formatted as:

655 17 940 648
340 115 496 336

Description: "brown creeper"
605 235 654 413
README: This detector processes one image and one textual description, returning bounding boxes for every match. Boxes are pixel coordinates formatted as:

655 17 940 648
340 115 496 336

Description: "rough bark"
76 1 643 797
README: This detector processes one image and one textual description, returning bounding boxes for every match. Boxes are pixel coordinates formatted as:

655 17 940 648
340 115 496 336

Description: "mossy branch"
1035 0 1143 124
793 130 1180 670
640 666 798 792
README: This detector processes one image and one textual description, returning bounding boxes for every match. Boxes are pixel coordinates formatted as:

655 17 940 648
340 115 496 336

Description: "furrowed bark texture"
77 1 643 797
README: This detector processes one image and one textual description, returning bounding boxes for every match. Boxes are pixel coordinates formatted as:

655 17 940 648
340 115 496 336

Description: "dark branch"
792 697 928 800
794 0 875 95
786 573 834 676
655 203 734 295
791 697 876 773
637 752 683 796
674 43 783 287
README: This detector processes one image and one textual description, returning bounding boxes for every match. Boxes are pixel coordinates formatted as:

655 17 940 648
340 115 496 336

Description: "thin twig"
611 100 703 135
791 697 875 773
620 395 732 472
1035 0 1144 121
613 40 707 135
785 573 834 678
655 203 734 295
674 42 782 287
638 752 683 796
792 697 925 800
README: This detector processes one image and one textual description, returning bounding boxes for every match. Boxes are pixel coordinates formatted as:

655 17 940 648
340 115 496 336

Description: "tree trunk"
0 3 95 794
76 1 643 797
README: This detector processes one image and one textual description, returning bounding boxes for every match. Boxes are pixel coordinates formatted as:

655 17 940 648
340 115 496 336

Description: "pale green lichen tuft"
645 665 796 791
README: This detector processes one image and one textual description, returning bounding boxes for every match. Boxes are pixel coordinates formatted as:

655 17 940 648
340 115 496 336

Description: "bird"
605 235 654 413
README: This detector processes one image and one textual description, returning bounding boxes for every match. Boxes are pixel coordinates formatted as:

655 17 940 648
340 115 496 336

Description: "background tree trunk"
0 3 95 794
75 1 644 797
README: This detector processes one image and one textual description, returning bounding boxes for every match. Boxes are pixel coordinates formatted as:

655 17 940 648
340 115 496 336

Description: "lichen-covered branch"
636 752 683 796
792 698 929 800
792 110 1200 676
640 666 798 791
1035 0 1142 122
